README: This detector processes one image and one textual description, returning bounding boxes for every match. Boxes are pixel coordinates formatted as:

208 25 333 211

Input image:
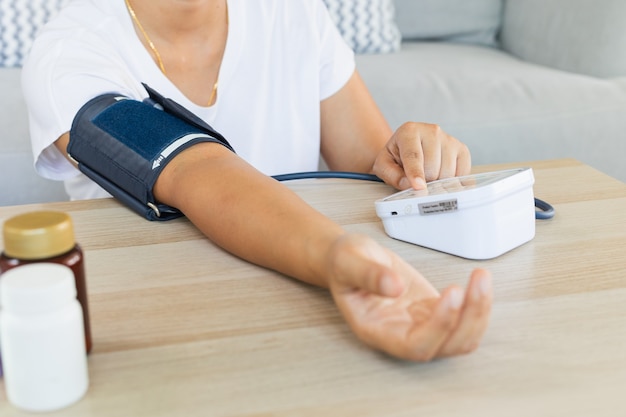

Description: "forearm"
153 143 345 287
320 71 392 173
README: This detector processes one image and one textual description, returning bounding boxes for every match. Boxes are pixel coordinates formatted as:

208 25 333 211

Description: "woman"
22 0 492 361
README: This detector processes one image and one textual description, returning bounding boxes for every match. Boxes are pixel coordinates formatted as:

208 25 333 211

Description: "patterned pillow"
322 0 401 54
0 0 67 68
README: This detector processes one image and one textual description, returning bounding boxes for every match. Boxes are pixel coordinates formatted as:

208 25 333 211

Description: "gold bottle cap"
2 211 76 260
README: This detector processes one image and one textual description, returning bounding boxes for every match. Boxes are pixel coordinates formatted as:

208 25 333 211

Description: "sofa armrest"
500 0 626 78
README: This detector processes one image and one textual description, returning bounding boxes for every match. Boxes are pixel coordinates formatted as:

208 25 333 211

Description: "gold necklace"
124 0 219 106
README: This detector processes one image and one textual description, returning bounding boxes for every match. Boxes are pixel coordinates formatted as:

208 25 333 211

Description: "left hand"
372 122 471 190
326 234 492 361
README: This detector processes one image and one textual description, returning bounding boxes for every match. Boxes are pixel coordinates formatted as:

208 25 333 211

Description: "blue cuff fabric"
67 85 234 221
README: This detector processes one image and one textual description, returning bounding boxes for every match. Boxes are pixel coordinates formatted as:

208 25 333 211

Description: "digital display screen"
382 169 524 202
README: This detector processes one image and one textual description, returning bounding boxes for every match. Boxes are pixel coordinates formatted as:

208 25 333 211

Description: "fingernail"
380 275 400 297
447 287 463 309
399 177 410 189
474 276 491 298
414 177 427 190
463 341 479 353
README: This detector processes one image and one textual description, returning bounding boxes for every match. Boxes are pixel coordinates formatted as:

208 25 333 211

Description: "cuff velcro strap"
67 86 234 221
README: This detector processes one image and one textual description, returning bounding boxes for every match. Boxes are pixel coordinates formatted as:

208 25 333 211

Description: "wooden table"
1 159 625 416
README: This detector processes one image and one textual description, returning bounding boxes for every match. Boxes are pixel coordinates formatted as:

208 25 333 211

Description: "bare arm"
320 70 471 190
56 131 341 287
154 142 344 288
320 70 391 173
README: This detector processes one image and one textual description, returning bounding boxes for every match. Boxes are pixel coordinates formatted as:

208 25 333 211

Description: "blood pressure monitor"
375 168 536 259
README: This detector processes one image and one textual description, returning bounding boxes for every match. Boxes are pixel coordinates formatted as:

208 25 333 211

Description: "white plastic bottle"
0 263 89 412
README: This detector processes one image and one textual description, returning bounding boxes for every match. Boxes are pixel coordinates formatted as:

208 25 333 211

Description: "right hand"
372 122 471 191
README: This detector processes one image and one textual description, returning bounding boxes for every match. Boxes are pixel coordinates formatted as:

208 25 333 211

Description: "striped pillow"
0 0 67 67
323 0 401 54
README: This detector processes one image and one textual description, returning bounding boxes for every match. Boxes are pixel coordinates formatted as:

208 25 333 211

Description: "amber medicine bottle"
0 211 92 353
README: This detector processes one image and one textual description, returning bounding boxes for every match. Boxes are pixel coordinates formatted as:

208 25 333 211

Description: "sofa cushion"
394 0 503 47
322 0 401 54
0 0 67 68
501 0 626 78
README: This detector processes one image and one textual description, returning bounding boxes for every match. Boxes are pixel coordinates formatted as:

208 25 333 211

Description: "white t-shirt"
22 0 355 200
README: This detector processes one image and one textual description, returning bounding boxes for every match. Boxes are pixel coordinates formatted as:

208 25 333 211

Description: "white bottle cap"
0 263 76 315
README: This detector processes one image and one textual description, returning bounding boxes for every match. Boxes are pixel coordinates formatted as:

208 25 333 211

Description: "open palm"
327 235 492 361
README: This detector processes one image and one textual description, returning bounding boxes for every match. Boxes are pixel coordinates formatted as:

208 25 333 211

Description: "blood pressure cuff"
67 84 234 221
